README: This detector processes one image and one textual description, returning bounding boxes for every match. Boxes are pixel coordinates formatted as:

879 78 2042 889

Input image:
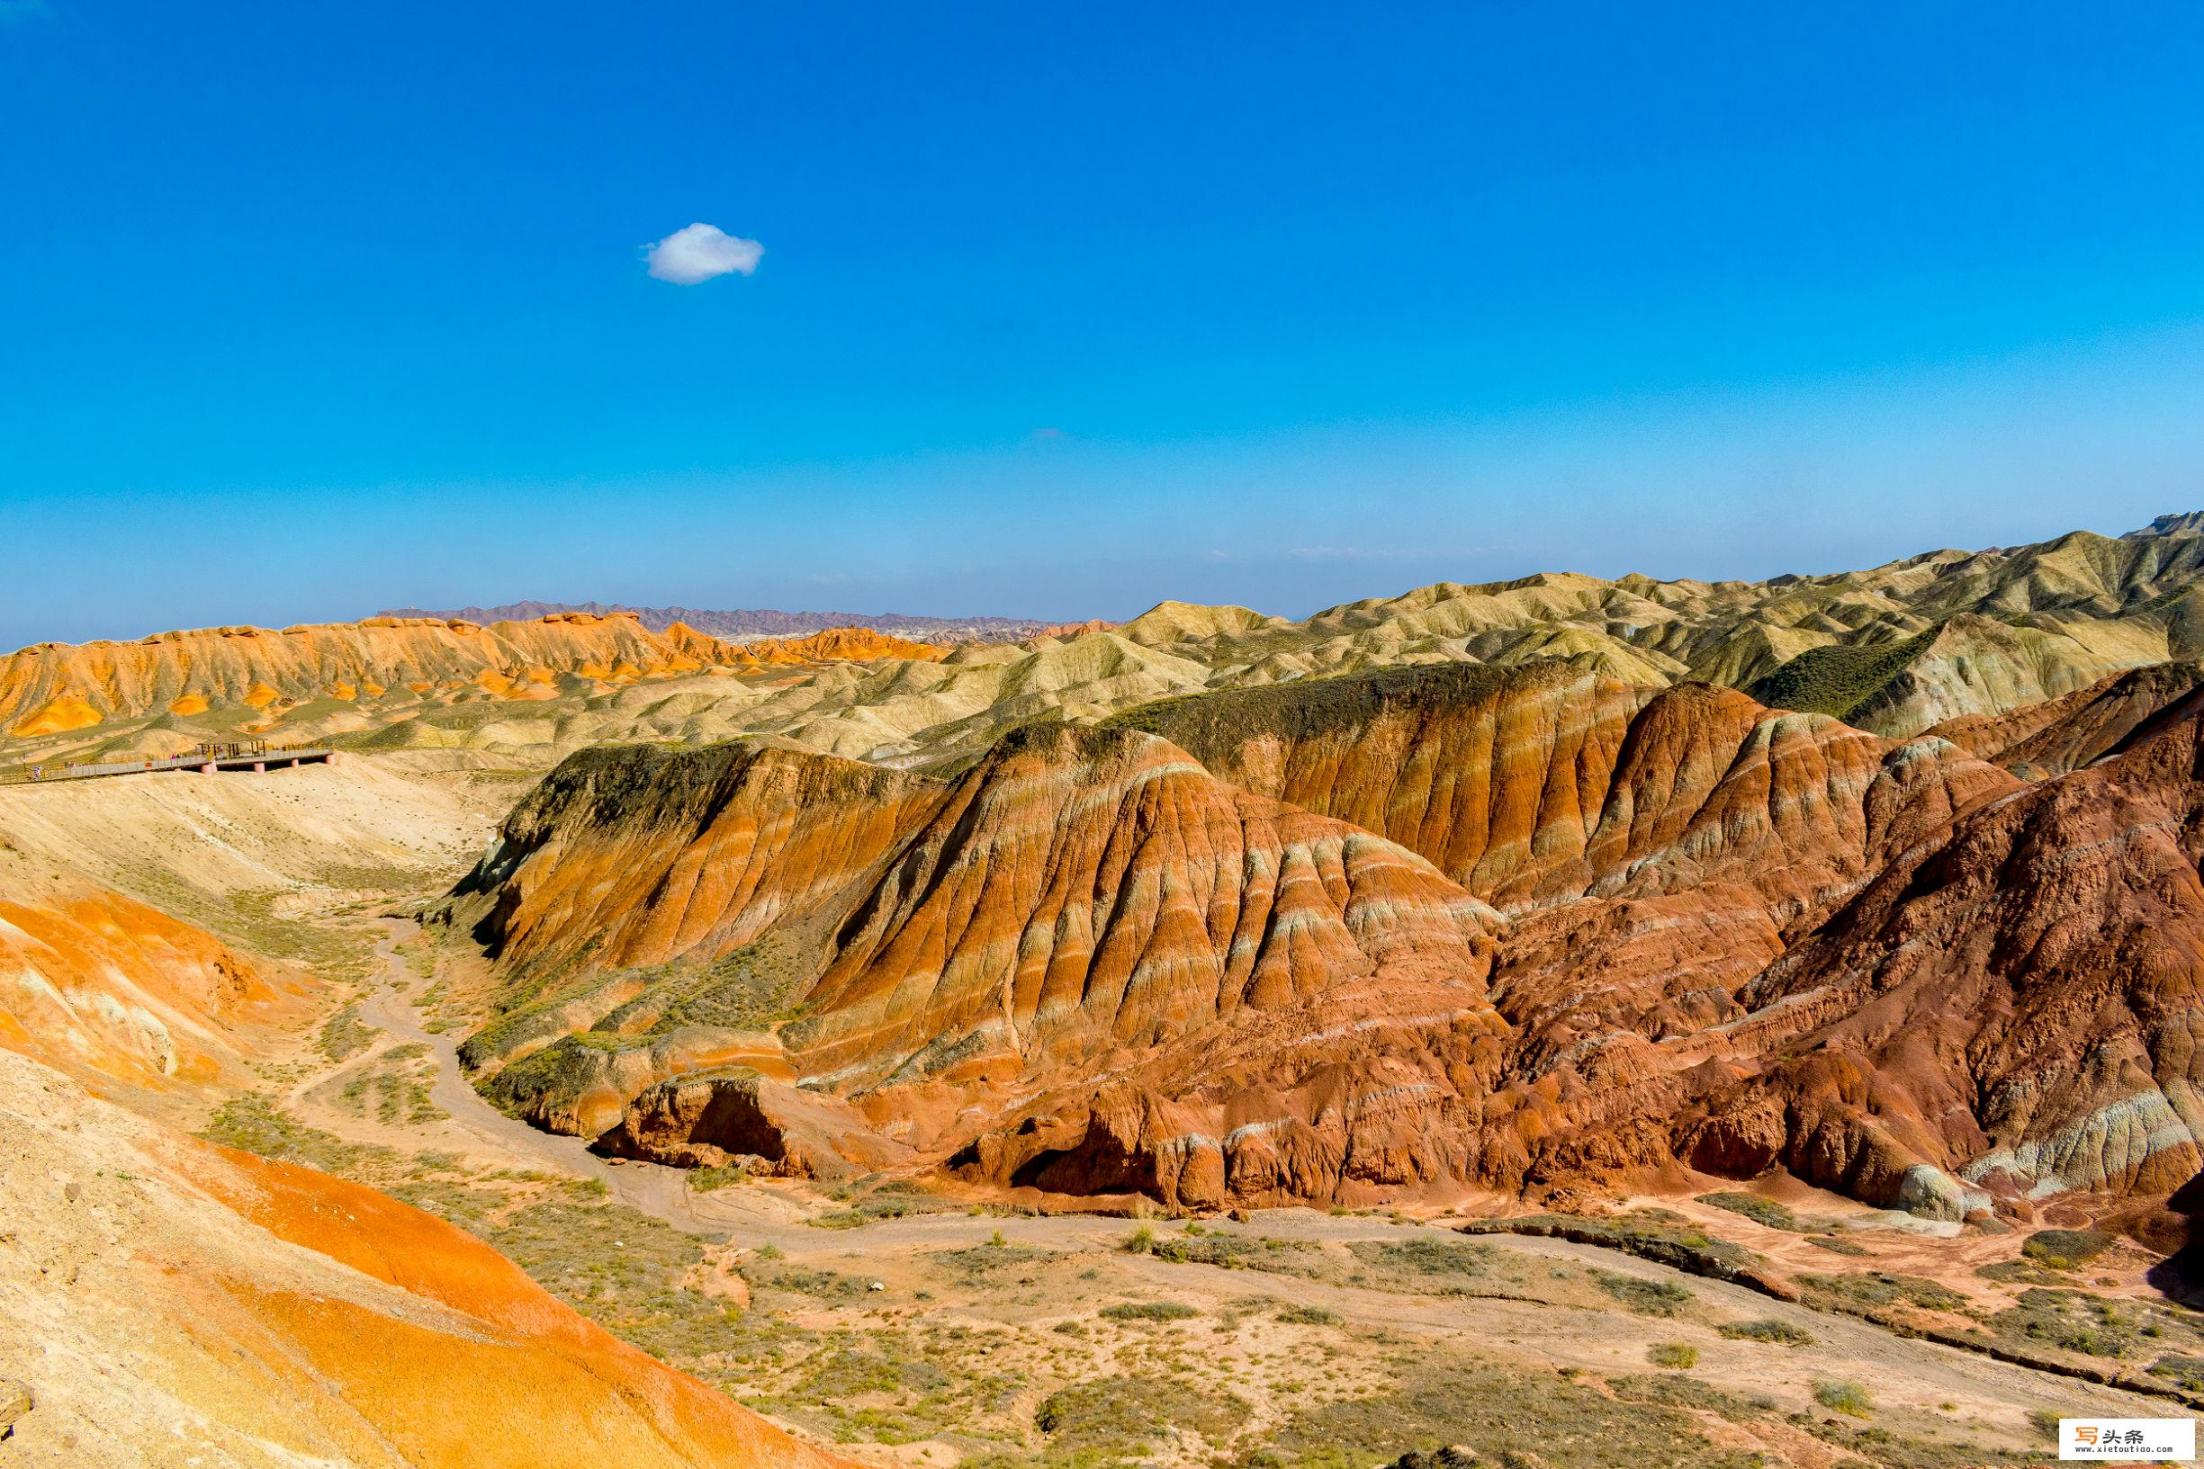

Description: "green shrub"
1989 1287 2155 1359
1100 1300 1198 1322
934 1242 1052 1280
1148 1232 1321 1272
1460 1212 1763 1287
2149 1355 2204 1393
1032 1375 1248 1456
1695 1192 1807 1232
1277 1304 1343 1326
1348 1237 1499 1280
1813 1379 1873 1417
1647 1342 1698 1369
1805 1234 1870 1257
2020 1229 2115 1270
1592 1268 1694 1317
1717 1318 1814 1347
688 1163 748 1192
1798 1271 1967 1314
807 1191 948 1229
317 1004 377 1062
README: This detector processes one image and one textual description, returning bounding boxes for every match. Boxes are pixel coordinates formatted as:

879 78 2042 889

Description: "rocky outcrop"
479 1028 797 1138
593 1066 911 1178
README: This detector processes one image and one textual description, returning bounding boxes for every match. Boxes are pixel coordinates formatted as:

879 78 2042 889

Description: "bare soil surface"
233 918 2181 1468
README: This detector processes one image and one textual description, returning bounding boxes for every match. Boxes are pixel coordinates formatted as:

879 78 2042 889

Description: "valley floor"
238 887 2182 1468
4 757 2194 1468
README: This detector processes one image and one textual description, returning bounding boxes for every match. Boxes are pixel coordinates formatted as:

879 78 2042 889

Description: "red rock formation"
790 723 1499 1089
593 1066 913 1178
456 723 1506 1204
452 667 2204 1220
1117 662 2007 921
1929 659 2204 776
471 739 945 979
1680 700 2204 1212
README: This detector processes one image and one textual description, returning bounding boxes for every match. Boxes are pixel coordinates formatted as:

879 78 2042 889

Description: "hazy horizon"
8 494 2200 652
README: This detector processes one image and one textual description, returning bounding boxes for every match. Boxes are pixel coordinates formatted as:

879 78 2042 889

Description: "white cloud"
644 223 763 285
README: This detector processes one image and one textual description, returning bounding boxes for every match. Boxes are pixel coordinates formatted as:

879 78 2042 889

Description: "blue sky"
5 2 2204 648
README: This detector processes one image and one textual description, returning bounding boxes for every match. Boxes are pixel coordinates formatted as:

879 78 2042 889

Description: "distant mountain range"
375 599 1069 641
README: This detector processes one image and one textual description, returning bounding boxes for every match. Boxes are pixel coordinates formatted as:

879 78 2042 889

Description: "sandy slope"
0 1044 848 1468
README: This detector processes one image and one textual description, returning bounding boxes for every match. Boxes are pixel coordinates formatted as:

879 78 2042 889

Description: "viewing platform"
6 742 338 785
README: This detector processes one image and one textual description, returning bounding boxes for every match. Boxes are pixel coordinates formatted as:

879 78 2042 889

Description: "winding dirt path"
353 918 728 1230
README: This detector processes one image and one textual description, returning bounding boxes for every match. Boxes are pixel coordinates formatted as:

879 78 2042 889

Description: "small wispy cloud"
644 223 763 285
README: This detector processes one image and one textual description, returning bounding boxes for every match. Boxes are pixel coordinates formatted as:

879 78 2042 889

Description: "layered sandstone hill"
0 612 944 745
1103 661 2005 916
448 722 1505 1192
1117 516 2204 739
0 756 493 1103
0 1046 842 1468
742 626 947 665
381 597 1058 642
785 722 1500 1090
0 878 303 1094
661 512 2204 767
0 613 696 735
452 658 2204 1223
1681 696 2204 1214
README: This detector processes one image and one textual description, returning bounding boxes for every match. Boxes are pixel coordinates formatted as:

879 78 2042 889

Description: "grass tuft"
1812 1379 1873 1418
1717 1318 1814 1347
1591 1268 1693 1318
1099 1300 1198 1322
